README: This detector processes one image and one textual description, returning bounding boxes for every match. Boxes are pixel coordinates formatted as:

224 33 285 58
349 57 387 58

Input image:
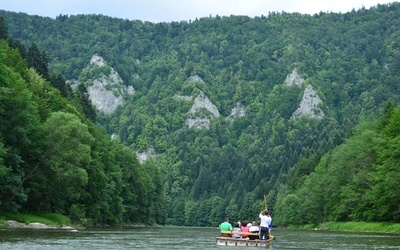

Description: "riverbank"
301 221 400 234
0 212 75 230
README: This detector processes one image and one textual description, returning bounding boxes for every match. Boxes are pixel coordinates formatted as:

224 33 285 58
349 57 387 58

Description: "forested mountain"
1 2 400 226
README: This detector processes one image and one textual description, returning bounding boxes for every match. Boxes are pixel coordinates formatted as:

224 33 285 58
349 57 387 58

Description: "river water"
1 226 399 249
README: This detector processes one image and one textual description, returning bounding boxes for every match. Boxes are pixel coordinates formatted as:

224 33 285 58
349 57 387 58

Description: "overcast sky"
0 0 394 23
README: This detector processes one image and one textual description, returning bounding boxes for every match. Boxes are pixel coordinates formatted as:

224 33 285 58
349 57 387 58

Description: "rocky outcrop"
291 84 324 120
185 90 220 129
177 74 246 128
173 94 192 101
186 74 205 84
226 102 246 121
4 220 77 231
188 91 220 118
137 147 156 164
81 54 135 115
284 68 304 87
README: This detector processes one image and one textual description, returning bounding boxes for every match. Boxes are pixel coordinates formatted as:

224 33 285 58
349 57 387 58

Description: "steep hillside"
2 2 400 226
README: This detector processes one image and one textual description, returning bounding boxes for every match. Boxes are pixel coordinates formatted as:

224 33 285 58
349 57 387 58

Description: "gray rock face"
185 117 211 129
291 84 324 120
87 78 125 115
83 54 135 115
186 75 205 84
188 91 220 118
284 68 304 87
226 102 246 121
137 147 156 164
173 94 192 101
185 90 220 129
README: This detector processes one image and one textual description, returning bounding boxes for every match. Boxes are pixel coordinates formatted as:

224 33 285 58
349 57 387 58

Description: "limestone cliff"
226 102 246 121
137 147 156 164
185 90 220 129
291 84 324 120
283 68 324 120
284 68 304 87
79 54 135 115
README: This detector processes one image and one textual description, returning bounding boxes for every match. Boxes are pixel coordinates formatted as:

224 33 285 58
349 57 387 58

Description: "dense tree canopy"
0 30 163 225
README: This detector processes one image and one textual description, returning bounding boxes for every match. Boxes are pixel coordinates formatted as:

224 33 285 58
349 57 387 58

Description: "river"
1 226 399 249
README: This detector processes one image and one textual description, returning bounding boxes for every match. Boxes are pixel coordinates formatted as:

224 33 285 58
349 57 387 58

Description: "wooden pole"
263 195 267 210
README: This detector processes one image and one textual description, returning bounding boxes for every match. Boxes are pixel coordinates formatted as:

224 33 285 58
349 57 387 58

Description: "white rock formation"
90 54 106 67
173 94 193 101
137 147 156 164
185 117 211 129
284 68 304 87
87 77 124 115
186 75 205 84
185 91 220 129
188 91 220 118
291 84 324 120
226 102 246 121
84 54 135 114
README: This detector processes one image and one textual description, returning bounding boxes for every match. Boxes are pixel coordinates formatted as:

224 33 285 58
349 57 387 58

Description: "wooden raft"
216 231 274 247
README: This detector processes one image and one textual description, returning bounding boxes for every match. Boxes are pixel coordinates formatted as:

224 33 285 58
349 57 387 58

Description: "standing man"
219 217 233 237
259 209 272 240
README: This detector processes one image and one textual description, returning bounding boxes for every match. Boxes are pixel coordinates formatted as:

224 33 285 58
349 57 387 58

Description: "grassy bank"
300 222 400 234
0 213 72 227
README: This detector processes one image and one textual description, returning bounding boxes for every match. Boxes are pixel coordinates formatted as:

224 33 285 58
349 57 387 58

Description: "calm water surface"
1 226 399 249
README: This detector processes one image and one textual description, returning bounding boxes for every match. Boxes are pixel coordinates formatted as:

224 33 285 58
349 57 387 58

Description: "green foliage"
0 16 8 39
0 43 39 212
0 212 71 225
276 106 400 226
27 43 49 80
79 65 112 84
76 83 96 122
319 221 400 233
36 112 93 213
0 31 163 225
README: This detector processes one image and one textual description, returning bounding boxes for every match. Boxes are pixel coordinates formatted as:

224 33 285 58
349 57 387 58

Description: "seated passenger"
219 217 232 237
232 223 242 238
240 220 249 238
248 221 260 240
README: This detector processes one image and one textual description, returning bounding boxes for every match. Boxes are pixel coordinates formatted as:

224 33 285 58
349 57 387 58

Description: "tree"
33 112 94 213
76 83 96 122
49 73 74 99
0 16 8 40
0 47 39 212
27 43 49 80
370 106 400 221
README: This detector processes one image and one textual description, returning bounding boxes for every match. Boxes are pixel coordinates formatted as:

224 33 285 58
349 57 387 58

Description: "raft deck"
216 236 274 247
216 230 274 247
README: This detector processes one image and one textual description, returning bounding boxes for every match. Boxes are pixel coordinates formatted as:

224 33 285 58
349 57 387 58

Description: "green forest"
1 2 400 227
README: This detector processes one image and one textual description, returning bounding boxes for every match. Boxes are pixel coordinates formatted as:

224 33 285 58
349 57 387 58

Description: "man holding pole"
259 209 272 240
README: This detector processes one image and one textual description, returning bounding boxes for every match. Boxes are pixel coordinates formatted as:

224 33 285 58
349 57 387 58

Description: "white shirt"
249 225 259 232
259 213 272 228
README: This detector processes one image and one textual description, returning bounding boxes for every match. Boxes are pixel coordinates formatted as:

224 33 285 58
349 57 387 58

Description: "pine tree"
0 16 8 40
27 43 49 80
76 83 96 122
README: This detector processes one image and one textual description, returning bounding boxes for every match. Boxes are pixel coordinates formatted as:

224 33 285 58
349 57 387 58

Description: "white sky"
0 0 395 23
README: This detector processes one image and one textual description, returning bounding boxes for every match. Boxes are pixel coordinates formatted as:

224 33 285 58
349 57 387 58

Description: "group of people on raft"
219 208 272 240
